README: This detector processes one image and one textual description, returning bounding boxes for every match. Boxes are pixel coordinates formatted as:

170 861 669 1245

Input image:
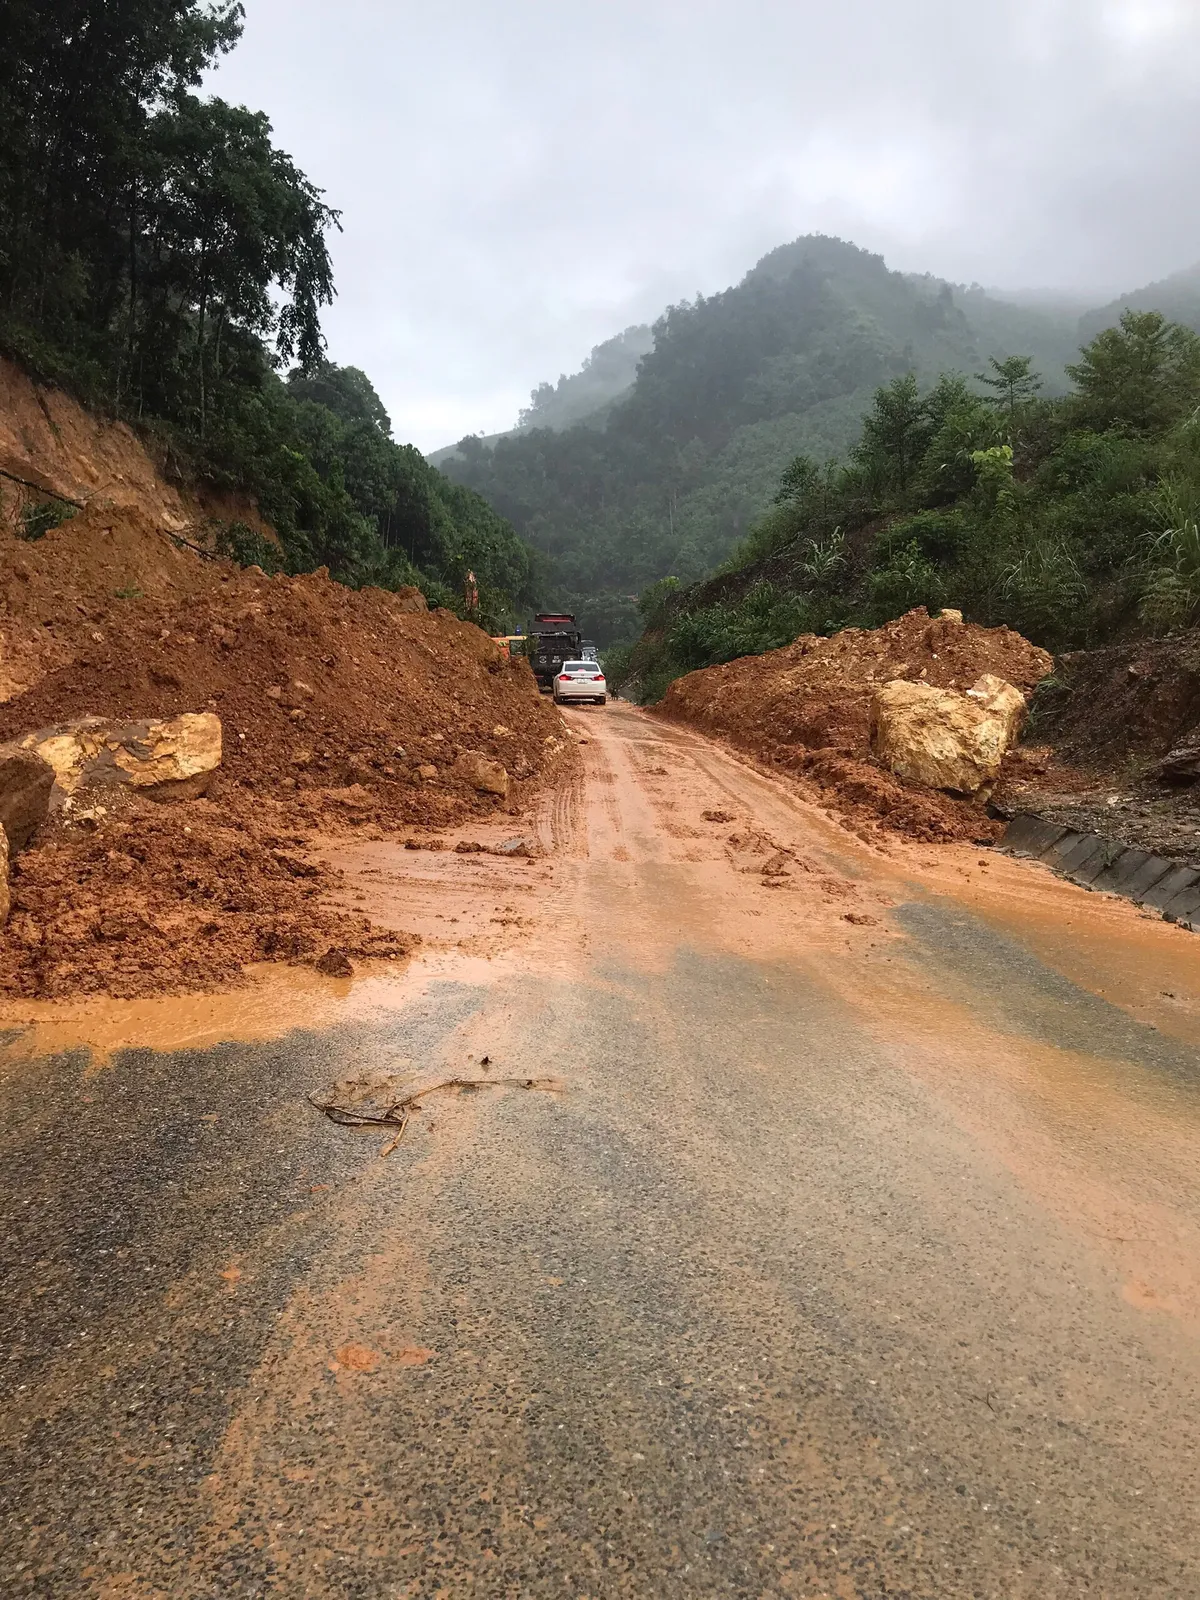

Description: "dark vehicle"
580 639 599 661
529 612 583 691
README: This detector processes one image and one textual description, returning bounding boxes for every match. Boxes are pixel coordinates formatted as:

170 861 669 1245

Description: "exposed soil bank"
996 630 1200 864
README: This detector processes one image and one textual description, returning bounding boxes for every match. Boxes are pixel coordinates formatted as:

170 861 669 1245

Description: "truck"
528 612 583 692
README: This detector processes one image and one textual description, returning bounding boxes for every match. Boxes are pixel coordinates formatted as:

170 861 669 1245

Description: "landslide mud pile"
0 502 253 701
658 609 1052 842
0 507 570 999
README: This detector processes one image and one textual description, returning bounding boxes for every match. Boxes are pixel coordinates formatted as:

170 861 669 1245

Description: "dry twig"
308 1076 559 1149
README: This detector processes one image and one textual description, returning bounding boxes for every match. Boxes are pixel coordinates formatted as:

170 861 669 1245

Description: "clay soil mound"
0 507 572 999
657 608 1052 843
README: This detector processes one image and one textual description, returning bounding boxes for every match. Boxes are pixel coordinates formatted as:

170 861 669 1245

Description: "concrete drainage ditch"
999 814 1200 932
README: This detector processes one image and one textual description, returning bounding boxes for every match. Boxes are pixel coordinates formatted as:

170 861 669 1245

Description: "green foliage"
976 354 1042 416
441 236 1082 642
622 310 1200 699
19 501 76 540
286 362 392 433
852 374 930 492
637 576 681 627
599 642 634 695
1139 475 1200 631
796 528 846 585
1066 310 1200 433
0 4 536 624
212 519 285 573
517 326 653 432
667 584 816 671
866 539 945 621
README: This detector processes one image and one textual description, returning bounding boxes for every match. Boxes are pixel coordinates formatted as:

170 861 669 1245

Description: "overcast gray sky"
207 0 1200 452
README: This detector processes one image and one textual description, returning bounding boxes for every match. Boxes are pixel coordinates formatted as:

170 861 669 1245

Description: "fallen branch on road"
308 1076 561 1146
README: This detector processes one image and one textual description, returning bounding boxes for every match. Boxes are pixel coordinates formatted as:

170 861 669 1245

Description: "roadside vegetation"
611 312 1200 701
0 2 537 625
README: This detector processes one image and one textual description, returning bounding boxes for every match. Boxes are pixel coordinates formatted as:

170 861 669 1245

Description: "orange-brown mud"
560 706 1200 1339
0 413 575 1000
0 530 576 999
6 700 1200 1597
656 607 1053 844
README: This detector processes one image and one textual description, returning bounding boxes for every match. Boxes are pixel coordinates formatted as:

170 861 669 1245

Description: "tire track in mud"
537 761 586 859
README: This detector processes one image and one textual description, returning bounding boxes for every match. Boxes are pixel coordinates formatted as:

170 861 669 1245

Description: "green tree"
145 93 338 435
852 374 929 492
287 361 392 433
976 354 1042 416
1066 310 1200 433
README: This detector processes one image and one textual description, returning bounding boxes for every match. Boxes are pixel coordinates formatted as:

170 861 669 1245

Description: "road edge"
998 813 1200 932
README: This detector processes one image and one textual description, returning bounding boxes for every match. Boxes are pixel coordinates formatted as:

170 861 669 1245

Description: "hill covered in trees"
516 324 654 433
611 308 1200 701
1080 264 1200 345
438 236 1085 639
0 1 537 624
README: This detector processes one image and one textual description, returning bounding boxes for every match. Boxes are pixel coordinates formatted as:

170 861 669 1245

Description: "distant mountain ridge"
434 235 1196 641
517 324 654 433
1080 262 1200 342
428 324 654 470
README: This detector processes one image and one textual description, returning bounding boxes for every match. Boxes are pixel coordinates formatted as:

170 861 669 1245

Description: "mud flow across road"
3 701 1200 1597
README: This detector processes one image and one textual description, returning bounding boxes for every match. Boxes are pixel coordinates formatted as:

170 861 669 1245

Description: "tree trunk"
197 241 208 442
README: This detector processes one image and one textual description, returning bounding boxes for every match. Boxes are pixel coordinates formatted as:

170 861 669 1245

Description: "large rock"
0 742 55 851
452 750 510 799
1155 736 1200 784
18 711 222 804
870 673 1027 795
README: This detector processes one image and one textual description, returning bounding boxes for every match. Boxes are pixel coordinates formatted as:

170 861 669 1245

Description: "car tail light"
558 674 571 682
592 674 604 681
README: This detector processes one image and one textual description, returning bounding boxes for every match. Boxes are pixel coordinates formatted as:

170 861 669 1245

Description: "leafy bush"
663 583 816 674
637 576 681 628
867 540 946 620
1140 518 1200 631
19 500 75 541
212 520 286 574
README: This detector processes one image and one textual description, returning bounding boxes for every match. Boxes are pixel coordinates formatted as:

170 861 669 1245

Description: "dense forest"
439 237 1085 640
0 1 537 624
610 309 1200 701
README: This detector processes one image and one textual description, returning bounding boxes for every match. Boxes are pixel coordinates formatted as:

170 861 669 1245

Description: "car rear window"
563 661 595 672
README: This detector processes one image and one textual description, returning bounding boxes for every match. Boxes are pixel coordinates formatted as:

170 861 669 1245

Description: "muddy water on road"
3 698 1200 1597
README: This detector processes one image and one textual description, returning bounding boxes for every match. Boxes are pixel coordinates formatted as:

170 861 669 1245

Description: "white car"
553 660 607 705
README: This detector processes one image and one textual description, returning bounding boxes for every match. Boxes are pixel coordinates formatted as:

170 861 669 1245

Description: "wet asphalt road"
3 706 1200 1597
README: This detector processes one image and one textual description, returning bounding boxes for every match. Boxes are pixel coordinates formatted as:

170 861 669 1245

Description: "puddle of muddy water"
0 949 509 1070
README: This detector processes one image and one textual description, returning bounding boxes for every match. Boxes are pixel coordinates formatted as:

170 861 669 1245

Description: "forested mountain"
438 236 1082 640
0 1 537 624
613 309 1200 701
429 324 653 472
1080 263 1200 343
517 325 654 433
